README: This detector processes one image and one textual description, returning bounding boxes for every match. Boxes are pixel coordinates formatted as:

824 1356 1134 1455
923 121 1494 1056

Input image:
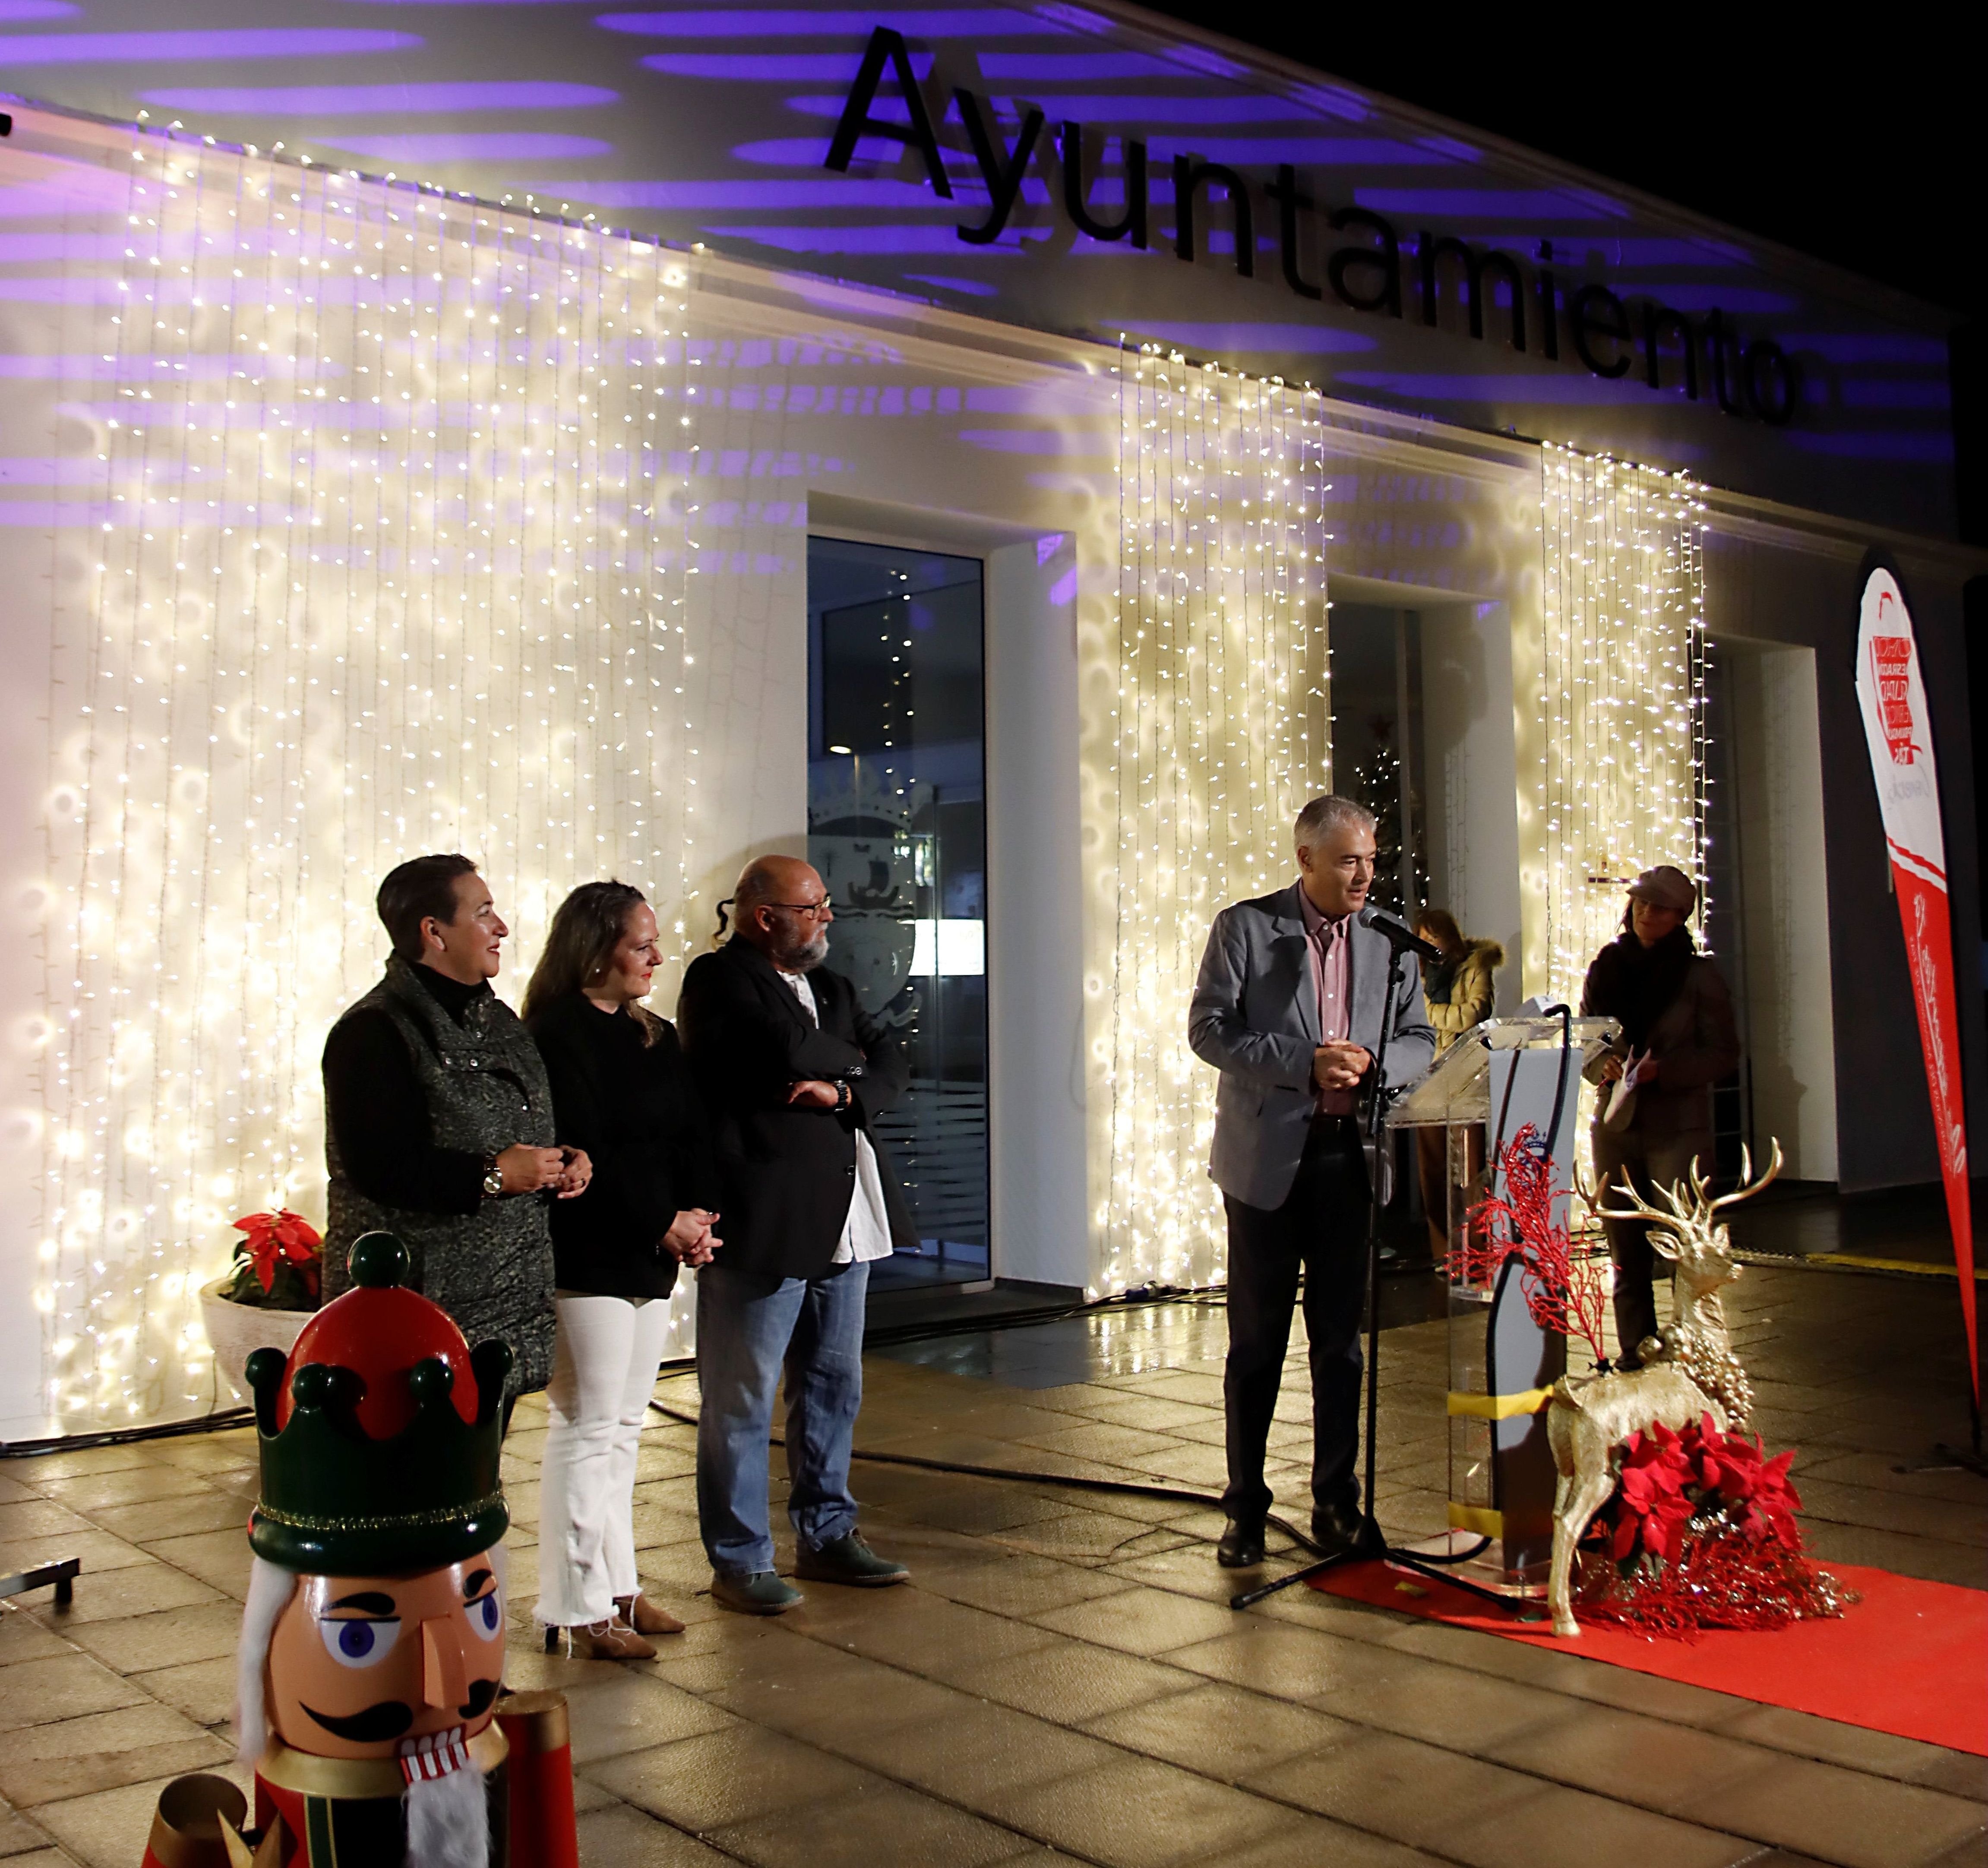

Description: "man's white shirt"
777 967 895 1265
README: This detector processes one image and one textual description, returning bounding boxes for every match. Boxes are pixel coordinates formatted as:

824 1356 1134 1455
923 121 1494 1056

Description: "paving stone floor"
2 1258 1983 1868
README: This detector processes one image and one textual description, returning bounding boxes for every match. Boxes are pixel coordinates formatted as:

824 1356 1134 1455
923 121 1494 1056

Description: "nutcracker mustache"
305 1677 501 1742
306 1700 415 1742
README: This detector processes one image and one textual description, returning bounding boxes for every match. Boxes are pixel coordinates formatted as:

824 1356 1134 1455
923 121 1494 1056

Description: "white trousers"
535 1292 673 1627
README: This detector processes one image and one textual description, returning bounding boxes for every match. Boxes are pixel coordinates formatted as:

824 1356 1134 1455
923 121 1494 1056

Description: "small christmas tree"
1343 714 1423 916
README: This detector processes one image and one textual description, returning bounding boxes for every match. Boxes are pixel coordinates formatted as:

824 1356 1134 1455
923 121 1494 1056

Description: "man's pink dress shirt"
1299 887 1356 1116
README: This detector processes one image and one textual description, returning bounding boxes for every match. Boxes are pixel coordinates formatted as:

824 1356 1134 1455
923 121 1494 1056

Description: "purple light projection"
1632 287 1797 314
732 135 959 164
1784 430 1953 462
1781 334 1947 365
596 9 1066 36
1352 187 1630 220
787 91 1321 124
324 133 614 161
957 427 1106 455
640 52 934 79
1097 322 1378 355
0 0 1954 527
528 178 959 207
135 83 619 114
0 29 422 63
975 53 1177 79
1334 370 1690 404
701 222 1024 252
904 272 998 295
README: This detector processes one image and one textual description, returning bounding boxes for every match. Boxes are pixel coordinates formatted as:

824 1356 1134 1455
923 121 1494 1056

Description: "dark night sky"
1131 7 1983 317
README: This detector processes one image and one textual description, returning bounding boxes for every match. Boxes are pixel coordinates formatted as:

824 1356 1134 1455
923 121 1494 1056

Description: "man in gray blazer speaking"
1188 794 1436 1569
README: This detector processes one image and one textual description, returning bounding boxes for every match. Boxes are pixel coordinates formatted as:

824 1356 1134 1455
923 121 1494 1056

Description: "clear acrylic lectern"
1385 1013 1621 1596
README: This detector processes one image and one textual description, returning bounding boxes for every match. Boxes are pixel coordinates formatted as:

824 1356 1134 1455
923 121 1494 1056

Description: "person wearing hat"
1579 865 1740 1362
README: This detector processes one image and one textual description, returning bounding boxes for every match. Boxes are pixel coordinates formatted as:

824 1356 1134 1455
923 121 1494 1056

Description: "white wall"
1724 642 1838 1181
1704 529 1984 1191
0 405 59 1440
1419 601 1524 1011
984 537 1088 1289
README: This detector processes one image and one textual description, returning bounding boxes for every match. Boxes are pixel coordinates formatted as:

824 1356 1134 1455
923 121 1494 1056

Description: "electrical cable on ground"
645 1397 1334 1564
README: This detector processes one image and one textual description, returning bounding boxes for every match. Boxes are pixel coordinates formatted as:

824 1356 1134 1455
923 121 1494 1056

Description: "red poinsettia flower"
1610 1421 1694 1563
1676 1415 1802 1547
1741 1446 1802 1547
232 1209 324 1299
1690 1416 1764 1505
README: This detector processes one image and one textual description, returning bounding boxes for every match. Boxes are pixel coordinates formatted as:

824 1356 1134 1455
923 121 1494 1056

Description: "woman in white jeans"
523 882 720 1658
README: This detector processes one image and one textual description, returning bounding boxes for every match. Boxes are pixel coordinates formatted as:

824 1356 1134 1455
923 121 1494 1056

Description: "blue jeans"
695 1260 869 1577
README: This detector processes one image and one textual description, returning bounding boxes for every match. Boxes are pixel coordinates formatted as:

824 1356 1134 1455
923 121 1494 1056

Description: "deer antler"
1710 1138 1784 1211
1593 1138 1785 1233
1590 1172 1696 1240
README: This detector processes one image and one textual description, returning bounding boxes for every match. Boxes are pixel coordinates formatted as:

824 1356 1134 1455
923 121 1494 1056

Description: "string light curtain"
1538 442 1710 1010
1093 344 1330 1296
32 128 705 1431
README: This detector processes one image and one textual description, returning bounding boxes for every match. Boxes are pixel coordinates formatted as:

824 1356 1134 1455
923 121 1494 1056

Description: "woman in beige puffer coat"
1410 910 1504 1263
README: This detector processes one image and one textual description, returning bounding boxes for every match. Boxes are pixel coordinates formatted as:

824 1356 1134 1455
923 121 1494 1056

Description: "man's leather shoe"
1216 1518 1267 1568
1310 1497 1367 1554
794 1532 909 1587
711 1571 803 1615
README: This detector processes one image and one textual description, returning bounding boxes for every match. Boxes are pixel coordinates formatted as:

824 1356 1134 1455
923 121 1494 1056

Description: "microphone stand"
1229 932 1528 1615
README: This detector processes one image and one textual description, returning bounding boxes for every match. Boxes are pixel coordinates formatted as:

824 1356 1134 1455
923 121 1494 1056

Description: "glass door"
806 536 990 1291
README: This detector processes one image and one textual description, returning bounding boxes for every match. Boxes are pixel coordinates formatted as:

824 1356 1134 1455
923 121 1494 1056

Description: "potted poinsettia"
1574 1414 1852 1637
199 1209 324 1408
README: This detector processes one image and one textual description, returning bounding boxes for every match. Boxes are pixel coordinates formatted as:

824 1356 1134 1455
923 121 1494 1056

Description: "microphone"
1359 907 1443 966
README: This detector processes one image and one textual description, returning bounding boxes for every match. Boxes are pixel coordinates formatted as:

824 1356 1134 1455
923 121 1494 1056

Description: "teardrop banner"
1851 556 1979 1421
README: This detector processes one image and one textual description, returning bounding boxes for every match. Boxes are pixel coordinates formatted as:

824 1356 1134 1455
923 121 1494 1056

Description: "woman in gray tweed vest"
321 855 592 1408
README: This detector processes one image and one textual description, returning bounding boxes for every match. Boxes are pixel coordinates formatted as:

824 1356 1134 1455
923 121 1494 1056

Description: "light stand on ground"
1229 933 1523 1617
1897 1397 1988 1481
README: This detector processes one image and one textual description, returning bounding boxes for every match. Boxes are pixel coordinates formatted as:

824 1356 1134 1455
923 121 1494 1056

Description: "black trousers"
1592 1125 1713 1357
1221 1118 1371 1523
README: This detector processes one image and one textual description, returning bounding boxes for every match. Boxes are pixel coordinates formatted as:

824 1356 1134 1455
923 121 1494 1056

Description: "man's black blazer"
676 936 916 1281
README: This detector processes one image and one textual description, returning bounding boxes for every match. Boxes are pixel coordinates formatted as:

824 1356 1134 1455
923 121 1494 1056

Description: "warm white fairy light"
35 129 703 1430
1538 441 1710 1015
1095 343 1330 1295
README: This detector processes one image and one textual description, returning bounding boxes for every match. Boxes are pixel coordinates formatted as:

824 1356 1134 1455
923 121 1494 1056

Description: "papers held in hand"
1599 1047 1651 1132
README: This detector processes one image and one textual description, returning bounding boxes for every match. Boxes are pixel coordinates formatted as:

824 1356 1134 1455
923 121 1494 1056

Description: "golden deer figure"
1543 1140 1783 1637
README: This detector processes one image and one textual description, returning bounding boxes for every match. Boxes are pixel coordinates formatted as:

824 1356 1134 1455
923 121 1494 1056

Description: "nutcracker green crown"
244 1232 511 1573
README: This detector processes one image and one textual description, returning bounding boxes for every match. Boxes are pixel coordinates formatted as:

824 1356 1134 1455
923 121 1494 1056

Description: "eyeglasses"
765 899 834 920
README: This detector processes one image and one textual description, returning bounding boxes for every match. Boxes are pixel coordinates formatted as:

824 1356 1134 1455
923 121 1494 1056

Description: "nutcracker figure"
141 1232 577 1868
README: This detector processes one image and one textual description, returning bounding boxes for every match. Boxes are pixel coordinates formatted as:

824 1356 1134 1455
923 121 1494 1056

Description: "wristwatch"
481 1154 505 1199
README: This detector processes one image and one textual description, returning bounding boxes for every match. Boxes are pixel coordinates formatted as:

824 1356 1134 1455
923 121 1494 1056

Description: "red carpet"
1309 1560 1988 1755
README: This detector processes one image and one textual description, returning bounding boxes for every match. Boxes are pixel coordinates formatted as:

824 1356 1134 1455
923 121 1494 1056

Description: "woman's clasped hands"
661 1208 721 1267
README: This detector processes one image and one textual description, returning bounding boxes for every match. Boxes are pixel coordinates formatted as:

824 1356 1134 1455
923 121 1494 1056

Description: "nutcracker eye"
468 1590 503 1640
319 1615 401 1667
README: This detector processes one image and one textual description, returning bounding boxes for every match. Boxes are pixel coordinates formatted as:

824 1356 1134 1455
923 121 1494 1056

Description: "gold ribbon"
1446 1387 1553 1420
253 1492 505 1534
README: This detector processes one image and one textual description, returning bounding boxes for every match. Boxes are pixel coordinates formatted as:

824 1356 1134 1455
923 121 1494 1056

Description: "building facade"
1 0 1980 1438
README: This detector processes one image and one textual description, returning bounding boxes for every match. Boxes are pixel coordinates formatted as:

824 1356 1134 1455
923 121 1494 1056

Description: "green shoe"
710 1570 803 1616
794 1532 910 1587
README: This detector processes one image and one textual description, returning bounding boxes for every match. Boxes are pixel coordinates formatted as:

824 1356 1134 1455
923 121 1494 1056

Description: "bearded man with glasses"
676 854 914 1613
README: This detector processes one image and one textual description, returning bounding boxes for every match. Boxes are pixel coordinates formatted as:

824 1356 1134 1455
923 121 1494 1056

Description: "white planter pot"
199 1277 313 1408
